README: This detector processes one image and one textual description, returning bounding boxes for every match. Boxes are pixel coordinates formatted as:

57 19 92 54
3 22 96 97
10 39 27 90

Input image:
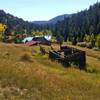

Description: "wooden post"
79 51 86 69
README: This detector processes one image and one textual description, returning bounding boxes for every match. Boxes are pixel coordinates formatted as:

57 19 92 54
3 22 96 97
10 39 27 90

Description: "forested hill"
0 10 38 35
0 2 100 42
50 2 100 41
33 14 70 25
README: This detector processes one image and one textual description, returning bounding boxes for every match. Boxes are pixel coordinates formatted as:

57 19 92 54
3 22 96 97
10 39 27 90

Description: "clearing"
0 43 100 100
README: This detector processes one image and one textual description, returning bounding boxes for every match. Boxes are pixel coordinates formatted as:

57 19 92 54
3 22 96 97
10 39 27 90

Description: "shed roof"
22 37 34 43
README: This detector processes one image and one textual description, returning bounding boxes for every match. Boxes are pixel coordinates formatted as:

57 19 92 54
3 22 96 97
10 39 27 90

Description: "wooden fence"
49 46 86 69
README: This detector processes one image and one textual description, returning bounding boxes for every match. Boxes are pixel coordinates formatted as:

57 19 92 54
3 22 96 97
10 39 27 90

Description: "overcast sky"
0 0 99 21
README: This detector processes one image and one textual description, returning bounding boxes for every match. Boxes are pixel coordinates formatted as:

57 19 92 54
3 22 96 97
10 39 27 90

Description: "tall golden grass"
0 43 100 100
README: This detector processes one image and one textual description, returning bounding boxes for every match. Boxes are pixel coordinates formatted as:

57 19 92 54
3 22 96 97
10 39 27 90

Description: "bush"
72 39 77 45
77 42 86 47
95 34 100 49
50 37 57 43
20 53 33 62
86 43 92 49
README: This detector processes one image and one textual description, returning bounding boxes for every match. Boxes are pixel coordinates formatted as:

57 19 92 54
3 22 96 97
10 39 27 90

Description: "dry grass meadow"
0 43 100 100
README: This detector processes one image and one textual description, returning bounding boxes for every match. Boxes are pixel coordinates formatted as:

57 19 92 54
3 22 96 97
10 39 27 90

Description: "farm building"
22 37 34 43
25 41 40 46
32 36 51 45
22 36 51 46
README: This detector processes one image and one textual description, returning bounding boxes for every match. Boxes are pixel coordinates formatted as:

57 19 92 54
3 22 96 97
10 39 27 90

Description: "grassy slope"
65 44 100 68
0 43 100 100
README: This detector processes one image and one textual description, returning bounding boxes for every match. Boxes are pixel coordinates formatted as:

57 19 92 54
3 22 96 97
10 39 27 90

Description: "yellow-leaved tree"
0 23 7 41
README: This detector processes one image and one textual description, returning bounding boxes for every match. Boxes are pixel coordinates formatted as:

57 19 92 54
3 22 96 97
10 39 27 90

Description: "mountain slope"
50 2 100 41
49 14 70 24
33 14 70 25
0 10 37 34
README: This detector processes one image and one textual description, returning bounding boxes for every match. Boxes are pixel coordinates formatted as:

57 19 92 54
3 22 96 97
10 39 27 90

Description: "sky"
0 0 99 21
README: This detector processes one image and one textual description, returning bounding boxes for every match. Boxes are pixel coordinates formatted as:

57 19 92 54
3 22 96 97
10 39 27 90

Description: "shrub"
50 37 57 43
86 43 92 49
20 53 33 62
95 34 100 49
84 34 95 47
72 40 77 45
77 42 86 47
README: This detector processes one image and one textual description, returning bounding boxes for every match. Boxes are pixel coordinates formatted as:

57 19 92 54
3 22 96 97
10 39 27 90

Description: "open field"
0 43 100 100
66 44 100 59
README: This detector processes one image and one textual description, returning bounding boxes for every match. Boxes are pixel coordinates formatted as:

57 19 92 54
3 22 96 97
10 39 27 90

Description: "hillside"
1 2 100 41
32 14 70 25
49 2 100 41
0 10 38 34
0 43 100 100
